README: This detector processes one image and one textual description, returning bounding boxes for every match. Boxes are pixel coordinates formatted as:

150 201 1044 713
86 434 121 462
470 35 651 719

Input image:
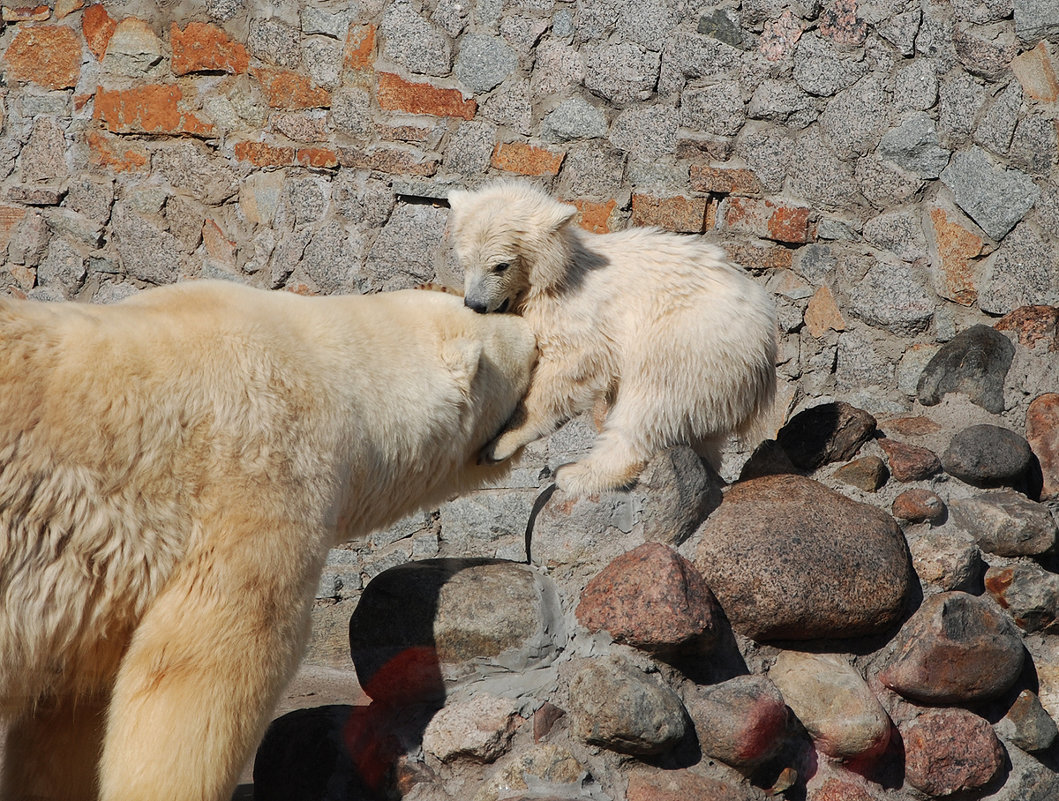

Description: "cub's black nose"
464 297 488 314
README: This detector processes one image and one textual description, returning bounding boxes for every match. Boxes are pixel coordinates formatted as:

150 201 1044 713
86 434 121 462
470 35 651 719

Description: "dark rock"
877 438 941 481
684 675 788 767
348 559 560 702
575 542 719 652
916 324 1014 413
985 563 1059 632
1027 393 1059 501
833 455 889 492
253 706 363 801
566 656 687 756
892 489 946 523
880 591 1025 703
902 708 1005 796
950 490 1057 556
738 438 798 480
996 690 1058 752
533 702 565 742
695 475 913 640
776 402 878 470
634 447 722 545
942 425 1034 488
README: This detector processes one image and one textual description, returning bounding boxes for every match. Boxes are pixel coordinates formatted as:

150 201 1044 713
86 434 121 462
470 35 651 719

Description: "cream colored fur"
449 180 777 495
0 280 535 801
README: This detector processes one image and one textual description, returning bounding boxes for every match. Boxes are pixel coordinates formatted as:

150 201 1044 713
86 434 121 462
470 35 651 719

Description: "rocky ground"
249 309 1059 801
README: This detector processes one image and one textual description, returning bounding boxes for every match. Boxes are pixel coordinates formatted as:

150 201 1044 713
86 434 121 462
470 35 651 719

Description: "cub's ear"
545 199 578 233
438 336 483 387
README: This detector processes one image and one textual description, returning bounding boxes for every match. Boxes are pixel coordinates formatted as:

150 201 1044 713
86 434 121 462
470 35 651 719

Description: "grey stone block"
481 79 534 135
206 0 243 22
303 35 343 90
836 329 896 391
940 146 1039 240
736 123 794 192
541 97 608 141
877 112 951 179
786 127 860 209
747 80 817 129
1014 0 1059 41
439 490 538 557
382 0 453 77
363 202 447 292
878 7 923 55
681 83 745 137
975 81 1022 156
792 33 868 97
850 261 935 335
432 0 468 37
584 41 660 106
658 29 740 95
954 0 1016 24
111 206 186 285
894 59 938 111
247 17 301 69
455 33 517 92
820 74 889 157
37 237 86 298
979 223 1059 315
863 206 927 263
938 72 987 146
555 142 626 200
617 0 680 48
301 6 356 38
298 221 364 295
331 87 372 136
610 105 678 159
1009 114 1059 176
855 153 926 210
153 141 239 206
530 40 585 98
443 120 497 175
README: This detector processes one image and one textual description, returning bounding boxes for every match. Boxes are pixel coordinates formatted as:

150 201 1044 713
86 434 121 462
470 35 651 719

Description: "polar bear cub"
448 180 777 495
0 281 535 801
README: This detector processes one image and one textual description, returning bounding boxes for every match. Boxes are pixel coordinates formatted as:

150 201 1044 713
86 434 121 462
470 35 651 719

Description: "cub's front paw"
554 459 641 496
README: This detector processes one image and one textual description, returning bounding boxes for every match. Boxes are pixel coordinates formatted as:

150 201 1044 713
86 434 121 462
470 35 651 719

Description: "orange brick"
569 199 617 234
928 205 982 307
233 141 296 167
690 164 763 196
94 85 214 135
297 147 339 169
86 129 149 173
1011 42 1059 103
4 24 81 90
171 22 249 76
491 142 565 176
252 68 331 110
82 3 117 60
722 197 811 244
2 5 50 21
630 194 710 233
377 73 476 120
345 23 376 71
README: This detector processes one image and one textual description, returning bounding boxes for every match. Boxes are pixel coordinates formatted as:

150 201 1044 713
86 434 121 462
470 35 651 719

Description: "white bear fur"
448 180 778 495
0 280 536 801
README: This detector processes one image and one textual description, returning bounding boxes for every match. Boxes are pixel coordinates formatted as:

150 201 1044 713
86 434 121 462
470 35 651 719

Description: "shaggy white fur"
449 180 778 495
0 281 535 801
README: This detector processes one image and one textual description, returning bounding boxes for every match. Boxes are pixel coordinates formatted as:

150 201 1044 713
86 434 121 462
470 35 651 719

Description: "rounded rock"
833 455 889 492
892 488 946 523
902 708 1005 796
985 563 1059 633
880 591 1025 703
1027 393 1059 501
776 402 877 470
907 526 982 591
684 675 788 767
877 438 941 481
941 424 1033 488
949 489 1058 556
695 474 913 640
575 542 719 652
769 651 891 760
566 655 687 756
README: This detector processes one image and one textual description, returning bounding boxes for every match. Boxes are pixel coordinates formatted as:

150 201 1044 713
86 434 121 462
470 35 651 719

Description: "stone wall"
2 0 1059 799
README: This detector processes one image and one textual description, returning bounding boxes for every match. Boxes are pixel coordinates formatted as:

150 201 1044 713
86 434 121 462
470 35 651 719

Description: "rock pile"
259 377 1059 800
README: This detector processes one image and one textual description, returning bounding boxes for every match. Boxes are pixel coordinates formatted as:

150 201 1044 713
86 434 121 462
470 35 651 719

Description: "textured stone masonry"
1 0 1059 799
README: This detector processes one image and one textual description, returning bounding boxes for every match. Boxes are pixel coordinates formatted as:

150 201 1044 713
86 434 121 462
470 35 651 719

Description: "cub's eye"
493 262 510 274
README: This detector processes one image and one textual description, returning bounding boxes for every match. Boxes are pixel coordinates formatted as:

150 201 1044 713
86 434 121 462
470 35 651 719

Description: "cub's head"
448 181 577 315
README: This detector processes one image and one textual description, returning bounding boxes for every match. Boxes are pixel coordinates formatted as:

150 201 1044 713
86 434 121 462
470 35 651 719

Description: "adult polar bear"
449 181 777 495
0 281 536 801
